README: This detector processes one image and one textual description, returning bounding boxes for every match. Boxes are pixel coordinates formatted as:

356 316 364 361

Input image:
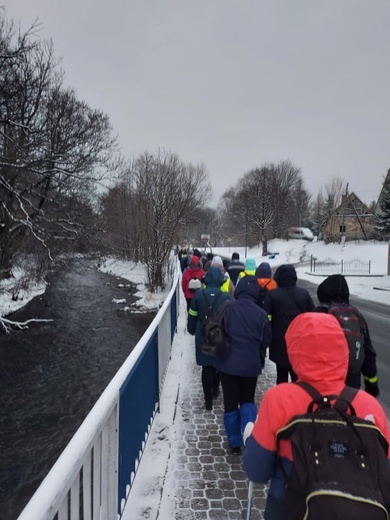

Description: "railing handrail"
17 264 180 520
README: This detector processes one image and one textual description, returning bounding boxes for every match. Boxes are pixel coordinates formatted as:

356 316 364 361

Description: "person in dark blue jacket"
263 264 314 384
226 252 245 285
215 275 271 455
187 267 232 411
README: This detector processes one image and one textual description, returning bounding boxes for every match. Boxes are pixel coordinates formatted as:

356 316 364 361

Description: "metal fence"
17 265 180 520
310 256 371 274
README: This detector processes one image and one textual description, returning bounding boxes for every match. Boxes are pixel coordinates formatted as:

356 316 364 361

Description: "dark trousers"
202 366 220 402
219 372 258 413
276 364 297 384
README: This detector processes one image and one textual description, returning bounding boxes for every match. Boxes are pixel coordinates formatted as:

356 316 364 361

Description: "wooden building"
322 192 376 243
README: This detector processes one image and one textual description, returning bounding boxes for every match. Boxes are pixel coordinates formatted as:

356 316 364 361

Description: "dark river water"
0 258 155 520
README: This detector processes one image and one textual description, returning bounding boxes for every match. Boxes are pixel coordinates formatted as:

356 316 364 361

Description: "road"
299 278 390 416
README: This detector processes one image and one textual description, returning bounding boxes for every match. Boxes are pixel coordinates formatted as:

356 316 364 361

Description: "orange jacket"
257 277 277 291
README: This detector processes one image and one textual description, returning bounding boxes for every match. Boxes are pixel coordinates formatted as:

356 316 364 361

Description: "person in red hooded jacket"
243 312 390 520
181 255 205 310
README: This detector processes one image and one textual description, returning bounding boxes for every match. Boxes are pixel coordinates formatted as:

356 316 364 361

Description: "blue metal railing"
118 329 159 511
17 264 180 520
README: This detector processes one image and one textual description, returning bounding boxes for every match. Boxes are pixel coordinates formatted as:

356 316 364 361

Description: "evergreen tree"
375 184 390 235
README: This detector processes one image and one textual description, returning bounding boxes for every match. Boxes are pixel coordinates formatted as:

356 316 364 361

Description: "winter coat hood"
317 274 350 304
244 258 257 271
211 255 224 268
273 264 297 287
233 275 260 302
256 262 272 279
204 266 224 287
286 312 348 387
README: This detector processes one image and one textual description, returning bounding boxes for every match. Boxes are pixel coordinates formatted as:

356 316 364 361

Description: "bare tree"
322 175 347 217
0 14 119 280
220 160 306 254
309 191 326 238
100 150 212 289
239 166 276 255
270 160 304 237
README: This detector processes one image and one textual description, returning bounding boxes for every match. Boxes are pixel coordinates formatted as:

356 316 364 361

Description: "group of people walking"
179 246 387 517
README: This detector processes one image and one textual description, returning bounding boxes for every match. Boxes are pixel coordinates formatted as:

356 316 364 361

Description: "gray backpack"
200 292 230 357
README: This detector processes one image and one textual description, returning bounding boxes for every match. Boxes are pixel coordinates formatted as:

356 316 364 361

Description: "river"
0 257 155 520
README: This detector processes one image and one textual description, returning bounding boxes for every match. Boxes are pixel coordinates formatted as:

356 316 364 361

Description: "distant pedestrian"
226 252 245 285
210 255 234 298
236 258 257 284
187 267 232 410
181 255 205 310
180 248 193 272
315 274 379 395
255 262 277 307
216 275 271 454
263 264 314 384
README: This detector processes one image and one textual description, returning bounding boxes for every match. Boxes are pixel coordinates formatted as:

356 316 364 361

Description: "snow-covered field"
213 238 390 304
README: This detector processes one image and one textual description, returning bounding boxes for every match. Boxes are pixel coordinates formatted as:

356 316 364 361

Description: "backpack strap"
336 386 359 413
295 382 358 415
295 381 323 402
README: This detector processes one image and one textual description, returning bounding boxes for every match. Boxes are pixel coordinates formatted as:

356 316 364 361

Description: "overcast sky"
3 0 390 206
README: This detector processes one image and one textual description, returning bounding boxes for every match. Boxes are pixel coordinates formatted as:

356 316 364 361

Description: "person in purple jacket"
215 275 271 455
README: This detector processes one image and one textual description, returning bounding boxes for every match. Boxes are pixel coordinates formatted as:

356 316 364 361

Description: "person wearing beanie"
214 275 271 455
263 264 315 384
181 255 205 310
255 262 277 307
227 252 245 285
187 267 232 411
236 258 257 284
256 262 272 278
243 312 390 520
315 274 379 396
193 248 202 258
210 256 235 298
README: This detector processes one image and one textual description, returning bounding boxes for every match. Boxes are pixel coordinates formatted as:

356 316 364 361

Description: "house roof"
322 191 373 226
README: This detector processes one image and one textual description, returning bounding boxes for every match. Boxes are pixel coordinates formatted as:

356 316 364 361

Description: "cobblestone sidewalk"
163 361 276 520
126 304 276 520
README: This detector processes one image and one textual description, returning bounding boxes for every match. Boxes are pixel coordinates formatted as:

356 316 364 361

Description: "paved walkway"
126 297 276 520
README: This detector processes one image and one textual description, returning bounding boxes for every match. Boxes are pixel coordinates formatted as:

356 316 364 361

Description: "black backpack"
277 382 390 520
328 304 365 374
256 279 272 308
200 291 230 357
